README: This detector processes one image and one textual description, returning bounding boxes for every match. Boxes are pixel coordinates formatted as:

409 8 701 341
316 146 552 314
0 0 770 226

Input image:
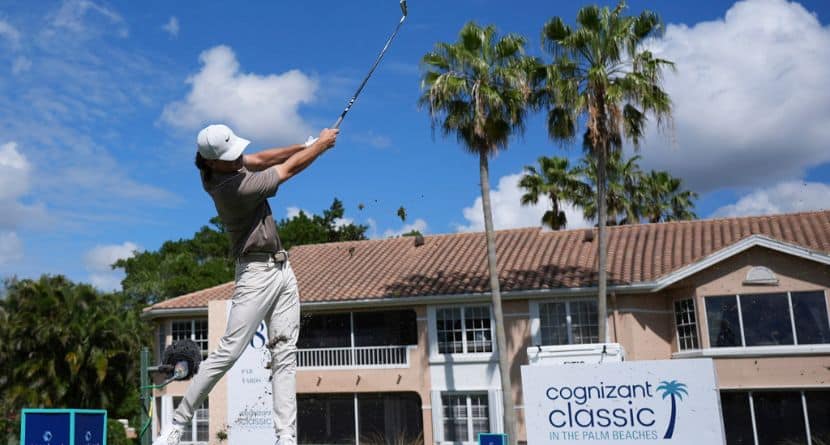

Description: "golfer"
154 124 339 445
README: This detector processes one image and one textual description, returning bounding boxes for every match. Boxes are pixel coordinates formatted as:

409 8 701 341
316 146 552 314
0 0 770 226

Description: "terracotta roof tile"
145 210 830 311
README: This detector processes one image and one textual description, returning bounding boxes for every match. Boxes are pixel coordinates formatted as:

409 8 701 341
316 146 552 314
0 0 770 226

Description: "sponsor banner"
225 301 277 445
521 359 725 444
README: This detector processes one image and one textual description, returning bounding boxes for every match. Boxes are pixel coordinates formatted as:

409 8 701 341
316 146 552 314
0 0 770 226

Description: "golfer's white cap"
196 124 250 161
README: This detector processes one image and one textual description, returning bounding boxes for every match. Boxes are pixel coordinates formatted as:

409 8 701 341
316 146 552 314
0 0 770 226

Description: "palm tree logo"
657 380 689 439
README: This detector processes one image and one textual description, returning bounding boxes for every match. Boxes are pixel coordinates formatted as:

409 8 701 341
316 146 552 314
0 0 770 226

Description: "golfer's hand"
318 128 339 150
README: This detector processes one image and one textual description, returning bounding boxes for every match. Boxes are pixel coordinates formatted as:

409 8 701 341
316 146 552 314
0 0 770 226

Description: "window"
298 313 351 349
792 291 830 344
719 392 753 445
353 310 418 346
299 310 418 349
706 296 741 347
297 394 354 444
720 390 830 445
436 306 492 354
157 323 167 363
740 293 792 346
538 300 598 345
172 320 209 358
173 397 209 445
441 393 489 443
705 291 830 348
297 392 423 445
806 391 830 444
674 298 699 350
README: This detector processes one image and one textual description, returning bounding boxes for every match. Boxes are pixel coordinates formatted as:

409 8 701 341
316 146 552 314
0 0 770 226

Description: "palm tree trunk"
664 395 677 438
596 144 608 343
479 151 517 444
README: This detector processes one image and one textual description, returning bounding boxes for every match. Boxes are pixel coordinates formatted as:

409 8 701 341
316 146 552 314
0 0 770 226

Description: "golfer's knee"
267 336 296 368
213 337 247 366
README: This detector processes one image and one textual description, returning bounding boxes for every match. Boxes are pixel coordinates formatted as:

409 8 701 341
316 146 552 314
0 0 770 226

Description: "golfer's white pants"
172 257 300 439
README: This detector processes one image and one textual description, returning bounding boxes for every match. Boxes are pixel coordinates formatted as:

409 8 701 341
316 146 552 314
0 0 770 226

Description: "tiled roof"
145 210 830 311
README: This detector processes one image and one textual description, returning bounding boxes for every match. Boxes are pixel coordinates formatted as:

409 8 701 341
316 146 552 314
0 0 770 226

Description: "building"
142 210 830 445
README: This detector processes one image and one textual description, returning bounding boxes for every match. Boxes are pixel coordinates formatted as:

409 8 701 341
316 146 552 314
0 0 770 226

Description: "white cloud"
0 142 31 201
333 217 354 229
161 45 318 144
636 0 830 192
285 206 311 219
11 56 31 75
49 0 128 38
456 173 592 233
353 131 392 149
162 16 179 38
383 218 428 238
0 19 21 49
712 180 830 217
0 142 47 233
0 232 23 265
84 241 140 291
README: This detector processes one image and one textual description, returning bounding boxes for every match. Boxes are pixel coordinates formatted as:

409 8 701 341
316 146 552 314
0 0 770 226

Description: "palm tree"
519 156 589 230
541 1 674 342
657 380 688 439
420 22 534 443
641 171 698 223
576 150 643 225
0 276 144 417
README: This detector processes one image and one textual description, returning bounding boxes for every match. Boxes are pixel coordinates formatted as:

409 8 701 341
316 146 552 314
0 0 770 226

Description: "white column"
488 389 504 433
431 390 444 444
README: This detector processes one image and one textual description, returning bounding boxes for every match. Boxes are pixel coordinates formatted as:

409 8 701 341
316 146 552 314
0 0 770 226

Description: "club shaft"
333 14 407 129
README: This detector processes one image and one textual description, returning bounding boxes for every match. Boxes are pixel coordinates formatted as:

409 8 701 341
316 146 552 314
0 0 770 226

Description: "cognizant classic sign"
521 359 725 444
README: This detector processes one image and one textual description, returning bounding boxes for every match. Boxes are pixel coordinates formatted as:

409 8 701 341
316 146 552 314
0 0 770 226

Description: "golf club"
332 0 408 129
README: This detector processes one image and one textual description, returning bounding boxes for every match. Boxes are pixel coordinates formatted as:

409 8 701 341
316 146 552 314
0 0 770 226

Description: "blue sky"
1 0 829 290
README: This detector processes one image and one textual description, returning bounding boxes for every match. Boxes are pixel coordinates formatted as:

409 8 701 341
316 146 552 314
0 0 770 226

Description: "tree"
116 217 235 306
0 276 145 425
541 1 674 342
277 198 369 250
118 199 367 305
519 156 588 229
577 150 644 225
420 22 534 443
640 170 698 223
657 380 688 439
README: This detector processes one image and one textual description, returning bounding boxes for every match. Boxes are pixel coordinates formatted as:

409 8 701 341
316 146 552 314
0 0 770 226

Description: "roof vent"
414 233 425 247
744 266 778 285
583 229 595 242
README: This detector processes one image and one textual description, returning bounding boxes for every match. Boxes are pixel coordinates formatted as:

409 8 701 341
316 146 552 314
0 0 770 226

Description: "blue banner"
74 413 105 445
23 413 71 445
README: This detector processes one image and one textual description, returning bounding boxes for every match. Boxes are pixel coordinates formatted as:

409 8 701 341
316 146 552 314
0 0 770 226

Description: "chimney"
414 233 425 247
583 229 595 242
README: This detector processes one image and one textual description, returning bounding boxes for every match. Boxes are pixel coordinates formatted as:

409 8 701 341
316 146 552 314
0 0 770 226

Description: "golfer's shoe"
276 436 296 445
153 423 184 445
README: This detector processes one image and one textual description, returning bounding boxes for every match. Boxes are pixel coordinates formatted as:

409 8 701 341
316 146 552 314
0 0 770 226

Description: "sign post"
521 359 725 444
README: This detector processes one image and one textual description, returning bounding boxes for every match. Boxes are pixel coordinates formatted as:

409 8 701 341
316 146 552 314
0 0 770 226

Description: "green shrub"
107 419 131 445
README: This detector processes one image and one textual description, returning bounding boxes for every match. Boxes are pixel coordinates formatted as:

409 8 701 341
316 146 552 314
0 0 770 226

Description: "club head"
400 0 407 17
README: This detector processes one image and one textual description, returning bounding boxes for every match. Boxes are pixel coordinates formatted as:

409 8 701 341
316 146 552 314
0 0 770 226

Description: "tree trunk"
597 144 608 343
664 395 677 439
479 151 517 444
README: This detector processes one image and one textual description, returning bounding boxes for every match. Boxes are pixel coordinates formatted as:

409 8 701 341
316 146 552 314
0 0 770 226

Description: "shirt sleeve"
239 167 281 200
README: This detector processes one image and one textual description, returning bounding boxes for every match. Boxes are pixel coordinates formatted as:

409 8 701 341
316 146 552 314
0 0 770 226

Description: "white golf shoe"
153 423 184 445
276 436 296 445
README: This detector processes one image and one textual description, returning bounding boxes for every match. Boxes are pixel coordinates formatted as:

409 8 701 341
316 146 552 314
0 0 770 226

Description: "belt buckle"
273 251 288 263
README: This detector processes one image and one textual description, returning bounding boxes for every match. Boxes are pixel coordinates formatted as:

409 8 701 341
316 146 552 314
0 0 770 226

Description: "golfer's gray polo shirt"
202 166 283 259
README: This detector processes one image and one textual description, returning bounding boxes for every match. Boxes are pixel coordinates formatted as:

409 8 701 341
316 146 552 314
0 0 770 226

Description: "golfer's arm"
244 144 306 171
274 142 329 183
